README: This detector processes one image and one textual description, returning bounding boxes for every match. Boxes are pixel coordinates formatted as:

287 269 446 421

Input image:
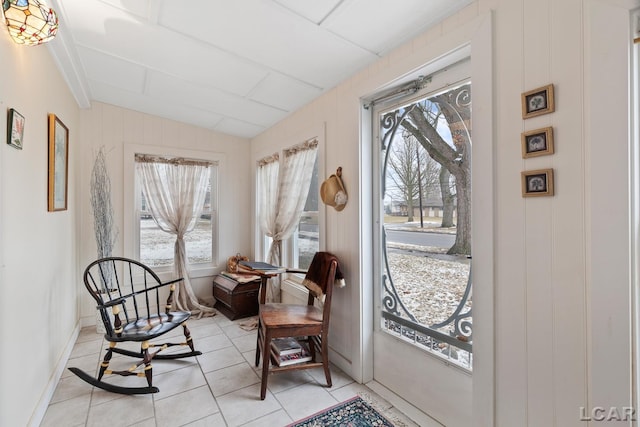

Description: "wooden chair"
68 257 202 394
255 252 339 400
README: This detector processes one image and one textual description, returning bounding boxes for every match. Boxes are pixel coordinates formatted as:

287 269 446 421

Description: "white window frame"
123 143 223 279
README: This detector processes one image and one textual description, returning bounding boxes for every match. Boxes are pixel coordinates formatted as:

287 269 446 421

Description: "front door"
371 58 473 426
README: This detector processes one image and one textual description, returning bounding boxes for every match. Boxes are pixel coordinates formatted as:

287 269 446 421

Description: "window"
257 139 319 271
288 155 319 270
135 153 218 270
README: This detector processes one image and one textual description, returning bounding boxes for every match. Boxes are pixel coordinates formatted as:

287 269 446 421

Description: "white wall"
76 102 254 323
0 37 80 426
252 0 640 425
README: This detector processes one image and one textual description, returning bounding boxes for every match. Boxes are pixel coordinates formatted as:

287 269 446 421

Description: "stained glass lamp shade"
2 0 58 45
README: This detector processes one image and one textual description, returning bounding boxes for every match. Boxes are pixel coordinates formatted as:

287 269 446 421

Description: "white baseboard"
28 322 81 427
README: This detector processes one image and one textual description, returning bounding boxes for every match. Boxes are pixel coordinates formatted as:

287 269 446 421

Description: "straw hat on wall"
321 167 347 211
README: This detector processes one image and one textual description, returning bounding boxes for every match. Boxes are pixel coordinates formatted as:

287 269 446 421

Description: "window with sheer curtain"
135 154 218 270
257 139 319 301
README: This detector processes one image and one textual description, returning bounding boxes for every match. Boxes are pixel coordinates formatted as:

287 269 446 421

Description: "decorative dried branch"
90 146 118 292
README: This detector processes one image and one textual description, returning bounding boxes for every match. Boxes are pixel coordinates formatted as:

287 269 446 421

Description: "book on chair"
272 342 312 367
271 337 303 357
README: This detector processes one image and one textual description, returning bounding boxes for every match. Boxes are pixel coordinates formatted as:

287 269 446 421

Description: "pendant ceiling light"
2 0 58 46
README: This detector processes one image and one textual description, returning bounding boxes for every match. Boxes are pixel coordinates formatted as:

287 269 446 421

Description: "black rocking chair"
68 257 202 394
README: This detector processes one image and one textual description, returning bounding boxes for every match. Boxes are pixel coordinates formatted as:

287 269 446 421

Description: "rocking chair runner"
68 257 202 395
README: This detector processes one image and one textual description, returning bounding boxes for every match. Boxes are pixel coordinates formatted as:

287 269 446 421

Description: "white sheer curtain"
135 154 216 316
258 139 318 302
258 153 279 247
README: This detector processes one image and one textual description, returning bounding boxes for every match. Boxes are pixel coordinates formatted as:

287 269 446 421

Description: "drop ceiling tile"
90 80 224 130
146 72 289 128
272 0 342 24
78 46 146 94
96 0 151 20
323 0 471 54
64 0 268 96
214 118 266 140
157 0 377 89
249 73 322 111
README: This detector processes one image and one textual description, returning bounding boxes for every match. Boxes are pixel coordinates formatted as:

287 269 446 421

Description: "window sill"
152 264 217 281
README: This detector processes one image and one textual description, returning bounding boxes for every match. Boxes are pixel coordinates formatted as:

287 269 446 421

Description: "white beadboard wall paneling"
522 0 555 425
585 0 637 419
494 0 529 423
550 0 589 425
328 83 361 370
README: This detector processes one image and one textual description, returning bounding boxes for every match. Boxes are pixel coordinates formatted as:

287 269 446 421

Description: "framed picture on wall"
521 168 554 197
48 114 69 212
7 108 25 149
521 84 555 119
521 127 554 158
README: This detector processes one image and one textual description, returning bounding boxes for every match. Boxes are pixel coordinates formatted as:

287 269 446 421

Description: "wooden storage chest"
213 274 261 320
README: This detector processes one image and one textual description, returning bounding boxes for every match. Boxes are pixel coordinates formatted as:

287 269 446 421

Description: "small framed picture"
7 108 25 149
522 168 554 197
522 84 555 119
521 127 554 158
48 114 69 212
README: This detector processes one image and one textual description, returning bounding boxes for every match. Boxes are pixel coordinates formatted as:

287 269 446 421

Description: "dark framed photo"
521 127 554 158
522 84 555 119
522 168 554 197
7 108 25 149
48 114 69 212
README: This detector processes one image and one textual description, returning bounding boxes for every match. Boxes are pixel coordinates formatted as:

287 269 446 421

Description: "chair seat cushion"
110 311 191 341
260 304 323 329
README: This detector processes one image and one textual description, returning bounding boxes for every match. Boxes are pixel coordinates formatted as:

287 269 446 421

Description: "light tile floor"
41 313 420 427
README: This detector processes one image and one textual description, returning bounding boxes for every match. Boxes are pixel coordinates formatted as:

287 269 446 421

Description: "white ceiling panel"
157 0 377 88
78 46 146 94
215 117 267 139
249 73 323 111
272 0 342 25
47 0 472 139
89 80 225 129
64 1 269 96
323 0 471 54
146 72 289 128
97 0 152 20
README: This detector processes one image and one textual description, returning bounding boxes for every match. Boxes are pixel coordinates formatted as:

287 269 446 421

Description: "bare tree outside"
401 83 471 255
386 130 440 222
